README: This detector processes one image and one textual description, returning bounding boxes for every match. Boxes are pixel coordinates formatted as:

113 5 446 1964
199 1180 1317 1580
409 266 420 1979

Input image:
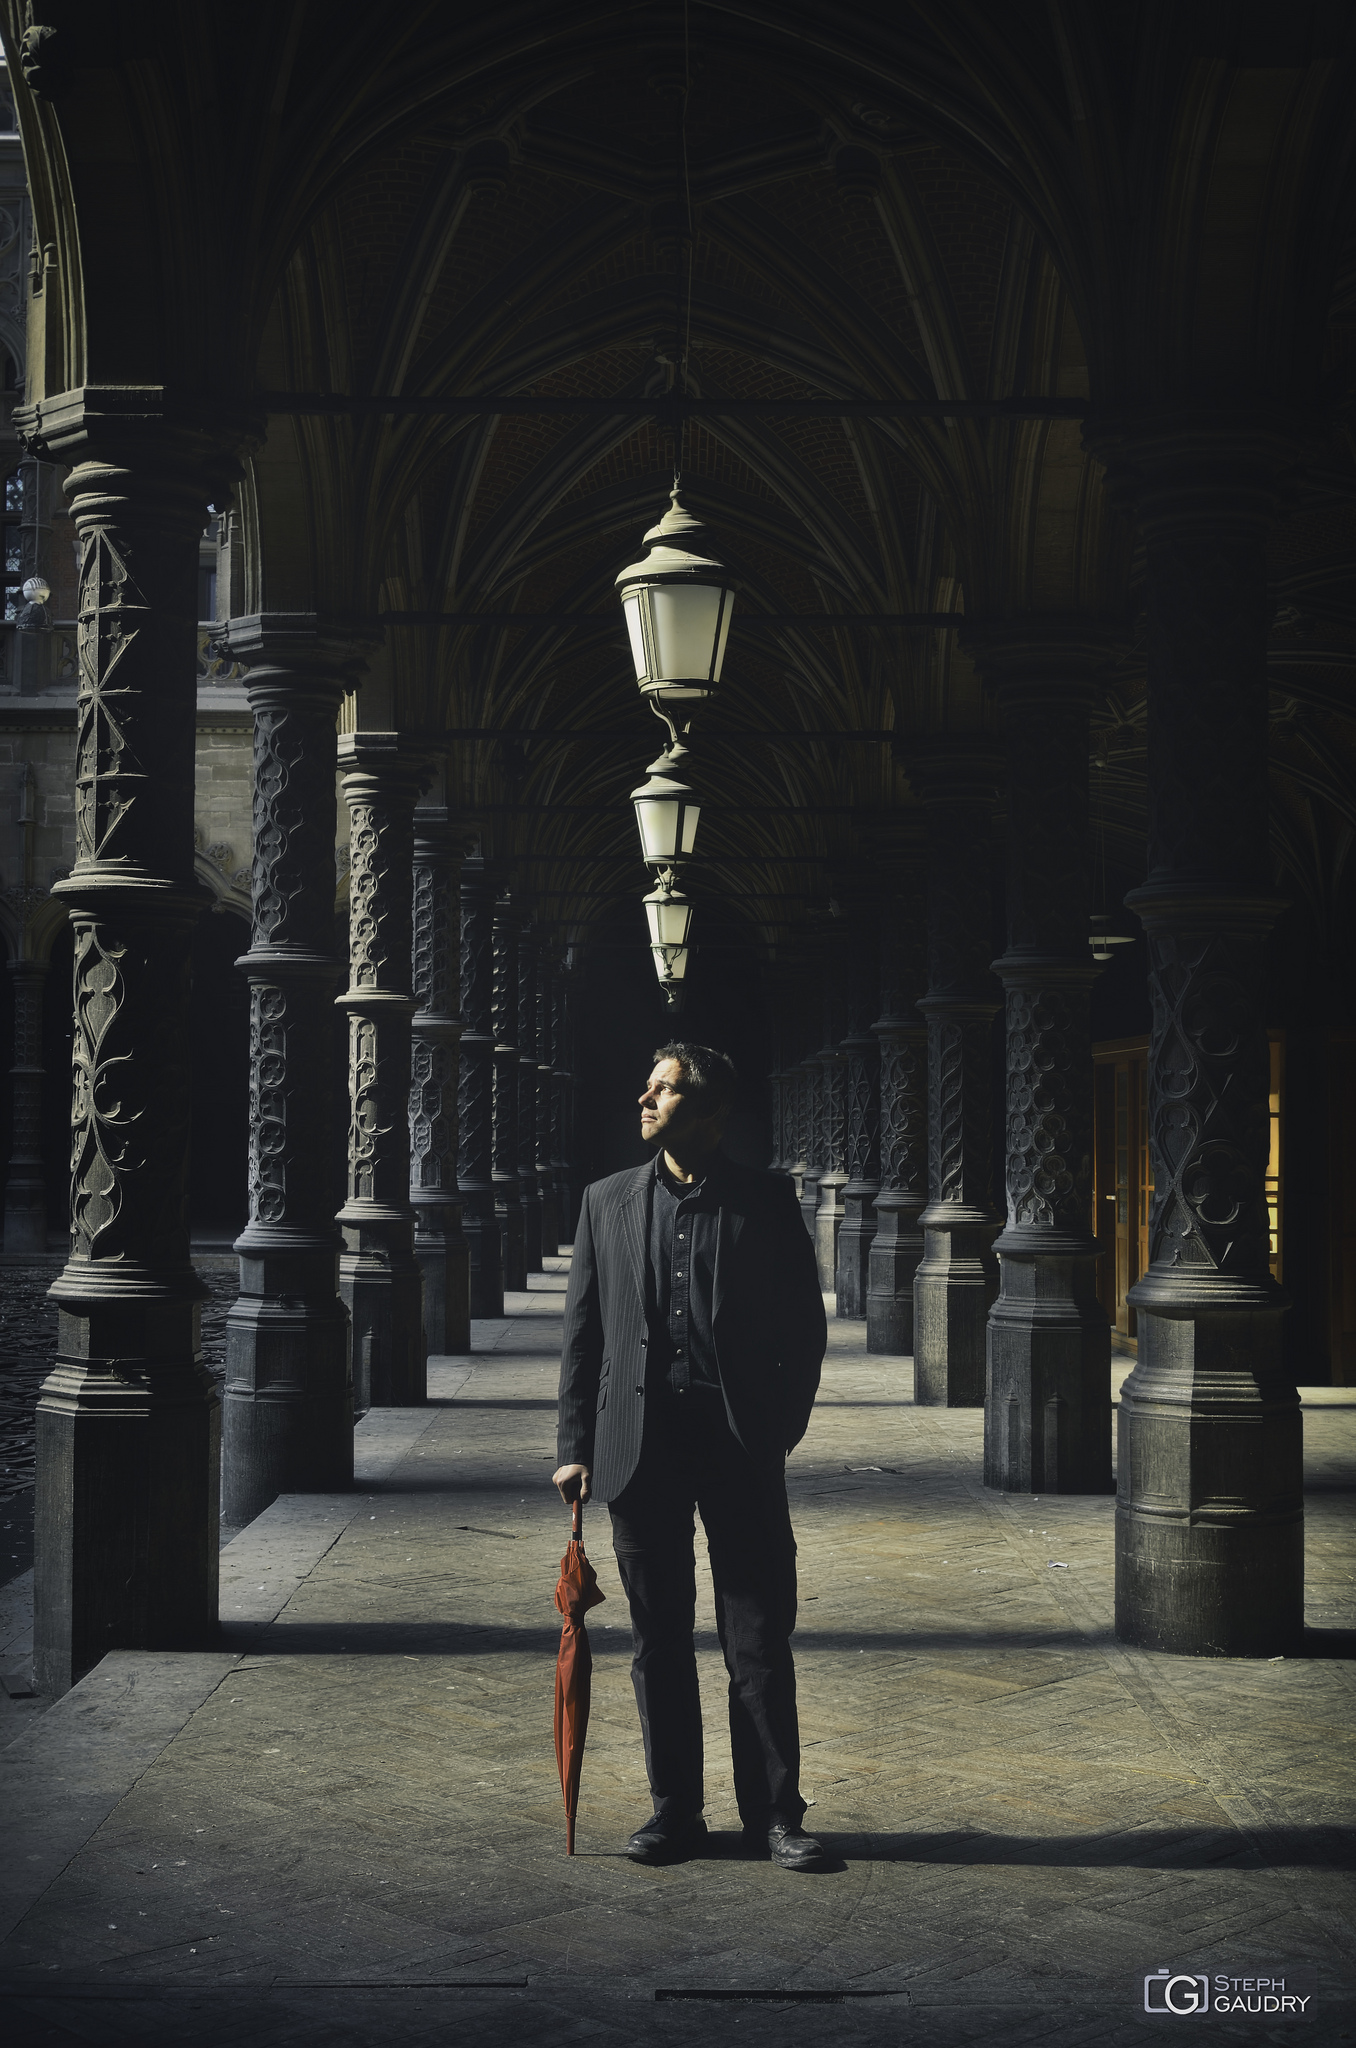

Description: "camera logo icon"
1145 1968 1211 2016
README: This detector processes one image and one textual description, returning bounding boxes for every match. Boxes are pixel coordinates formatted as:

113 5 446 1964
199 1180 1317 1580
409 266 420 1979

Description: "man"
553 1041 828 1870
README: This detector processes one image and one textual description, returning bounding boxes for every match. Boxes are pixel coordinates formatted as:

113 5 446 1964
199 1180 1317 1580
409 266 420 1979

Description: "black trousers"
608 1388 805 1828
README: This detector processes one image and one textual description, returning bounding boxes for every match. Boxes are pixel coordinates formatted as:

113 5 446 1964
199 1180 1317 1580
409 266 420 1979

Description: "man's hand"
553 1463 591 1505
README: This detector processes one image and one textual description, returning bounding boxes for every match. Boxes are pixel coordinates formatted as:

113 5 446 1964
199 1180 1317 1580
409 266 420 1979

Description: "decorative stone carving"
410 806 471 1356
459 852 504 1313
1088 427 1301 1656
13 404 239 1698
908 743 1002 1407
980 661 1112 1499
836 908 881 1318
814 957 849 1293
536 943 559 1257
516 918 544 1275
222 619 372 1529
492 894 526 1290
335 732 428 1410
798 1054 822 1239
868 876 929 1355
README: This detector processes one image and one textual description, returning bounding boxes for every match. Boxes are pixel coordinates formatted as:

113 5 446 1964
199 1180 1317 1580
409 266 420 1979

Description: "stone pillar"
836 910 881 1319
222 618 362 1528
21 409 232 1696
409 806 471 1356
3 956 48 1251
798 1053 822 1238
517 918 543 1275
536 943 559 1257
458 852 503 1314
1093 428 1301 1655
551 963 574 1240
492 894 526 1290
867 881 929 1356
814 970 849 1293
336 732 427 1410
982 654 1112 1494
910 745 1002 1406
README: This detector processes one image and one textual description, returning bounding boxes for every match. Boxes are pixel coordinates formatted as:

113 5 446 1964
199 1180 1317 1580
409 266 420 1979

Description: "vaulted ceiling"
10 2 1356 967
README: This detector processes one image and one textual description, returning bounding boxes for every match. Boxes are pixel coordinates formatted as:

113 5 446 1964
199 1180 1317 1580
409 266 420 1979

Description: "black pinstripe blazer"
556 1156 827 1502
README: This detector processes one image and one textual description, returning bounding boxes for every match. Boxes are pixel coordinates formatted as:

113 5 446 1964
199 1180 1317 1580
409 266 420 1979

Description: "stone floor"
1 1258 1354 2046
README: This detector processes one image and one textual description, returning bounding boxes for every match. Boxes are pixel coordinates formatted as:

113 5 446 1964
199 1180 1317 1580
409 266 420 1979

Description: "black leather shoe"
761 1820 827 1871
624 1812 708 1865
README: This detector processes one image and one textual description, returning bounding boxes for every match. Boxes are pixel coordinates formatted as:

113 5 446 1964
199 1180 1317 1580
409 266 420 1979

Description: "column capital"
337 730 435 796
963 618 1121 706
227 612 381 699
15 384 261 494
1081 410 1313 537
898 736 1003 809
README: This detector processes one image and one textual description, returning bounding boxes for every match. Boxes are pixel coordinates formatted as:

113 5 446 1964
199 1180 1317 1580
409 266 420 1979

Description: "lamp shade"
631 751 700 868
643 884 694 949
615 487 735 705
650 941 691 1004
1088 916 1135 963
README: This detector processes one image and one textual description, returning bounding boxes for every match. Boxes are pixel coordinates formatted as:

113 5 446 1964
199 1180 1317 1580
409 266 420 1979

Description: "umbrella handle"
572 1498 582 1542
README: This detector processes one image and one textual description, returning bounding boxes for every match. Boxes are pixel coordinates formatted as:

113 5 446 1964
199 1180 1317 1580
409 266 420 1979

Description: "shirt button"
678 1233 686 1240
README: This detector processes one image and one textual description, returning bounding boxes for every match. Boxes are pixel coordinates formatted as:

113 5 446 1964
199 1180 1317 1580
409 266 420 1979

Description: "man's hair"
653 1041 738 1118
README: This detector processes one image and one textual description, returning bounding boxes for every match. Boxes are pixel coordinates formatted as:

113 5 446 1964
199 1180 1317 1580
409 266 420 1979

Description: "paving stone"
0 1257 1352 2045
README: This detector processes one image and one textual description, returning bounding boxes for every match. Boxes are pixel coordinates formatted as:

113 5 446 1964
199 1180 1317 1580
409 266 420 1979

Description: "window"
2 466 23 618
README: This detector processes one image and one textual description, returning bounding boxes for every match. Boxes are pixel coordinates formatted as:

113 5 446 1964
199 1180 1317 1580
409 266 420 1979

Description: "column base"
814 1172 845 1292
35 1299 220 1698
914 1216 999 1405
465 1200 504 1318
539 1177 559 1259
523 1193 543 1276
339 1219 426 1410
222 1240 353 1526
497 1194 526 1291
3 1178 47 1253
414 1212 471 1355
984 1252 1113 1493
866 1194 924 1355
1115 1304 1302 1656
799 1168 820 1240
835 1186 877 1318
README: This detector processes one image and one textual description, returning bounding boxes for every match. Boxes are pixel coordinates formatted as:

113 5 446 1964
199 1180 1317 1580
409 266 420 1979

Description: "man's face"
639 1057 717 1150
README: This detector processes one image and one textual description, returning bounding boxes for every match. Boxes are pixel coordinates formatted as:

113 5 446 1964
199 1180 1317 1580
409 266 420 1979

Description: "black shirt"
647 1151 723 1395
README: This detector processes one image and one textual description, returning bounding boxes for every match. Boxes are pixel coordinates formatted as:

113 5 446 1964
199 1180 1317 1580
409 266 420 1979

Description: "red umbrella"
553 1497 605 1855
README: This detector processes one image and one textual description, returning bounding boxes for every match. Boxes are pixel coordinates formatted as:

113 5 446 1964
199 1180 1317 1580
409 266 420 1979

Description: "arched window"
2 466 22 618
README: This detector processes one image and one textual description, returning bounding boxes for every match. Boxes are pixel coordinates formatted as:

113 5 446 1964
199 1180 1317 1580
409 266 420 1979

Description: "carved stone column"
836 912 881 1318
222 617 364 1528
910 745 1002 1406
409 806 470 1356
492 894 526 1290
3 956 48 1251
814 965 849 1293
551 963 574 1240
1090 425 1301 1655
458 852 503 1314
868 882 929 1355
18 405 236 1695
517 918 543 1275
336 732 427 1409
536 944 559 1257
798 1054 822 1238
981 653 1112 1494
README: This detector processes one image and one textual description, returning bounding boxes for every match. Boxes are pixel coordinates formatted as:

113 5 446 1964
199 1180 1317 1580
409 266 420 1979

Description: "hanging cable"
676 0 695 485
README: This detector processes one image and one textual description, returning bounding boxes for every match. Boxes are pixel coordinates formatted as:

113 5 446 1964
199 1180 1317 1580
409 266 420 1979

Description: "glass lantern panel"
647 582 724 682
710 589 734 682
653 945 690 983
645 897 693 946
622 592 648 683
679 800 700 855
635 796 681 863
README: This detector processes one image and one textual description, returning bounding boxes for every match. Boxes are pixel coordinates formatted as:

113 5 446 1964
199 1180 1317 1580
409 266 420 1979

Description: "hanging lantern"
631 748 700 872
615 487 735 707
644 881 694 951
1088 916 1135 963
